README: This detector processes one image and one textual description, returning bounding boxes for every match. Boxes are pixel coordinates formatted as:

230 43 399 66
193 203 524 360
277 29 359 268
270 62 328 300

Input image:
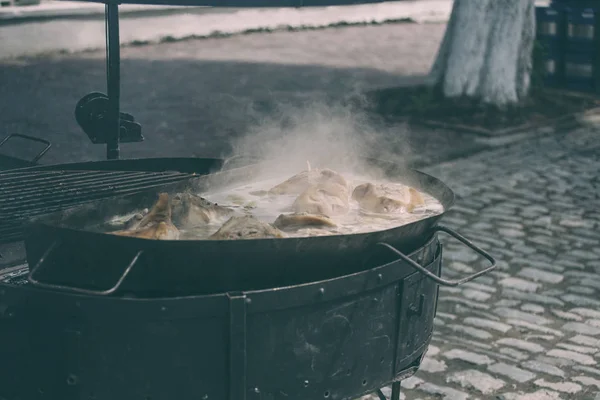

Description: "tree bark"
430 0 536 106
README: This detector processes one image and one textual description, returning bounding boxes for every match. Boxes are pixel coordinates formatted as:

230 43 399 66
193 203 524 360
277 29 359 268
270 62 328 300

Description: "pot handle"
377 225 496 287
27 240 143 296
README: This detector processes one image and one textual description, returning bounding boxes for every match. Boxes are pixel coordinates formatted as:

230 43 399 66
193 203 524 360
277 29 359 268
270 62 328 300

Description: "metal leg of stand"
391 381 401 400
375 389 387 400
105 2 121 160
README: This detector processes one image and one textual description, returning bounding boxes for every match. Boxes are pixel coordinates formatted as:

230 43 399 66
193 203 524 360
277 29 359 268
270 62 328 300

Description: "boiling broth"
184 174 444 239
105 173 444 240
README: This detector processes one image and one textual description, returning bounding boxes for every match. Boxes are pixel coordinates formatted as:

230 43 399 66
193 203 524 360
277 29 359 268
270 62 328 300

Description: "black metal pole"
391 381 401 400
105 2 121 160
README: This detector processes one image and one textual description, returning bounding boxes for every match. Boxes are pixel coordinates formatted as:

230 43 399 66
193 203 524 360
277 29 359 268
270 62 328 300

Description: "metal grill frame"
0 157 224 244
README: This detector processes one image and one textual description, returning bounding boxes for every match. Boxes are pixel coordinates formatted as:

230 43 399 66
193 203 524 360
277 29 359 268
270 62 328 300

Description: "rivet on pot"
253 387 260 394
160 306 167 312
245 297 252 305
318 288 325 296
304 380 309 387
377 273 383 282
202 395 208 400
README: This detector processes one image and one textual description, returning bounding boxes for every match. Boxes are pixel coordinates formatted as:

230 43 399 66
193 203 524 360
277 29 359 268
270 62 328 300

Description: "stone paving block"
442 349 494 366
499 278 541 293
461 288 492 302
546 349 596 365
494 307 551 325
420 356 447 373
562 322 600 336
521 303 545 314
572 376 600 390
461 282 497 293
446 324 493 340
550 309 583 321
506 319 564 337
521 360 566 378
441 296 491 310
561 294 600 308
571 308 600 320
487 362 536 383
463 317 512 333
446 369 506 395
556 342 598 354
499 347 529 361
565 285 596 295
587 319 600 328
495 338 545 353
517 268 564 284
569 335 600 347
533 379 582 394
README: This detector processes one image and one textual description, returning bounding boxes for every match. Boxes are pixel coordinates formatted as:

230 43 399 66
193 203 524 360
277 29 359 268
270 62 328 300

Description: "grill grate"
0 169 193 244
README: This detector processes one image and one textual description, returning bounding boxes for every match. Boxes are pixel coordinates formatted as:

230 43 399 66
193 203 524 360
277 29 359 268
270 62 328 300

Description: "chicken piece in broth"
210 215 286 240
273 212 337 231
269 167 348 195
352 183 425 214
112 193 180 240
292 182 350 217
171 192 233 229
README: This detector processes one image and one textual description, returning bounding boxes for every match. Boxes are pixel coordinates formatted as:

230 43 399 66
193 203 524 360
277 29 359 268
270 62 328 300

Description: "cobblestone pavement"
362 126 600 399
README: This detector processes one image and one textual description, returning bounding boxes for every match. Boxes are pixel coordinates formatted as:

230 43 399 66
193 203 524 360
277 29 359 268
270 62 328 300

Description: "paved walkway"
365 125 600 399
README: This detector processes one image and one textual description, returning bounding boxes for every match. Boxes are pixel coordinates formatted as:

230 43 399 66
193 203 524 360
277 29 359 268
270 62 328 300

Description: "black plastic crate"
537 6 564 40
565 6 599 53
536 7 566 87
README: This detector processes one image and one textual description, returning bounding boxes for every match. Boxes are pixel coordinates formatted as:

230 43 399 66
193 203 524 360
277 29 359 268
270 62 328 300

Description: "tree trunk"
430 0 536 106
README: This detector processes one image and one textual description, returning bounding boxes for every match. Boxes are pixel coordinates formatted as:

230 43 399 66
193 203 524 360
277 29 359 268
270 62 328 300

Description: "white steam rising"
229 98 413 178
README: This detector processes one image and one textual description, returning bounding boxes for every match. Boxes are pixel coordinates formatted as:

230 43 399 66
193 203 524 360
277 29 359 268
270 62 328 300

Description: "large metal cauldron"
0 234 452 400
22 157 495 297
0 157 496 400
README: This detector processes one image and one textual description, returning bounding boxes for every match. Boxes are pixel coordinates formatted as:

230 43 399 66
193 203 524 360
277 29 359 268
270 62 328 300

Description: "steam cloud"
228 94 414 178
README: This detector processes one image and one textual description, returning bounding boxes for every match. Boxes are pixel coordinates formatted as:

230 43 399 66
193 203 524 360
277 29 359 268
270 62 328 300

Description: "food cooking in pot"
209 215 286 240
112 193 180 240
171 192 233 229
292 181 350 217
104 163 443 241
352 182 425 214
268 165 348 195
273 212 337 231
